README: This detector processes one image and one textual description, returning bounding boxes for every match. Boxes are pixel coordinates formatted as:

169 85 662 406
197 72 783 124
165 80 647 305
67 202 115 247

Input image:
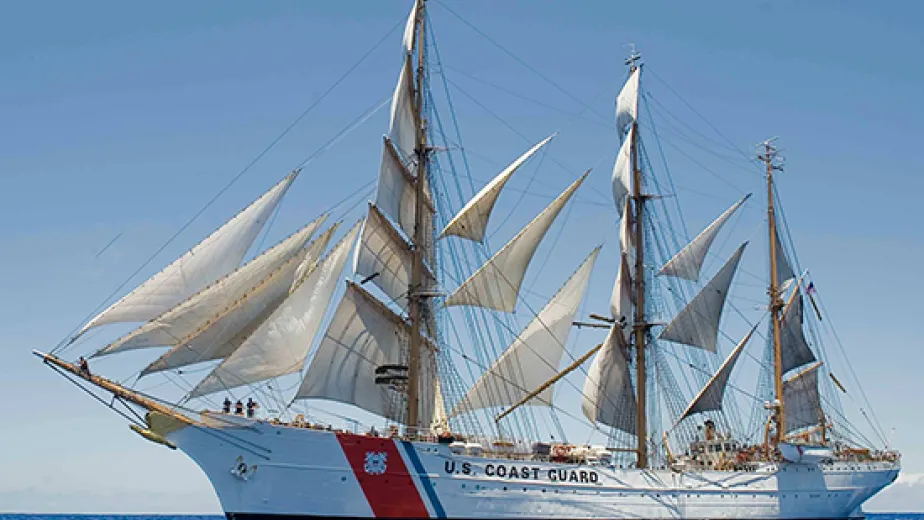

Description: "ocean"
0 515 920 520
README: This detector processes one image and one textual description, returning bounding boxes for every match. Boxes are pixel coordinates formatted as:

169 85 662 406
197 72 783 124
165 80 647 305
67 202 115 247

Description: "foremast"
406 0 428 435
760 140 786 447
626 51 649 469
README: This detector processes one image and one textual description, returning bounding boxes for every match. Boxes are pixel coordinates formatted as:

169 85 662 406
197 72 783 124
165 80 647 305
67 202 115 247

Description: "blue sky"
1 0 922 513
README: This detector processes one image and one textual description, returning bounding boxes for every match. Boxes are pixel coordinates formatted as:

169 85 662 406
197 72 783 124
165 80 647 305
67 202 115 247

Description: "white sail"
294 282 419 423
678 323 757 422
402 0 419 54
609 252 634 346
783 361 823 433
611 126 634 213
374 136 435 240
452 248 600 416
354 204 434 311
445 172 587 312
390 57 418 160
581 325 636 434
780 289 816 374
139 225 338 375
619 198 636 277
659 242 747 352
93 215 328 358
616 68 640 138
188 221 361 397
440 134 556 242
80 173 297 333
659 194 751 281
774 226 795 291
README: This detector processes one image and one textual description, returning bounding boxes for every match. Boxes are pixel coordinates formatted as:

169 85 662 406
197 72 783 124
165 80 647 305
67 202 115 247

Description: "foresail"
678 323 757 422
659 242 747 352
94 214 327 358
611 126 634 214
445 172 587 312
80 173 297 333
615 68 640 138
783 361 823 433
452 247 600 416
294 282 421 424
139 224 338 375
440 134 556 242
581 325 637 434
780 287 816 374
188 221 361 397
354 204 435 311
659 194 750 281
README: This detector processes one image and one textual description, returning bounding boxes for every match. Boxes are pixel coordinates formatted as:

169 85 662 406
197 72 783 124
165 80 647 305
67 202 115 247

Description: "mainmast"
760 139 786 444
406 0 428 435
627 51 648 469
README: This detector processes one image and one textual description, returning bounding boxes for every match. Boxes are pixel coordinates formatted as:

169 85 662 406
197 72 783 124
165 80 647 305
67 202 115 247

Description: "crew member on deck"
246 398 258 418
235 400 244 415
222 397 232 414
78 356 91 377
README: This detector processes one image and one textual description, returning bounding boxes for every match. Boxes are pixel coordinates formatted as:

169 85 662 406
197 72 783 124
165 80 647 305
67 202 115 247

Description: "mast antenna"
625 43 642 69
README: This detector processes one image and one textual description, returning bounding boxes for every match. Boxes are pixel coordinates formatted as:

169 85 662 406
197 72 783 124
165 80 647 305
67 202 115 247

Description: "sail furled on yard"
140 225 338 376
615 67 640 138
581 325 637 434
354 204 435 311
678 323 757 422
779 287 816 374
659 194 750 281
294 282 435 424
80 174 297 333
659 243 747 352
93 215 328 358
611 127 634 214
188 222 361 398
452 248 600 416
440 134 556 242
445 172 587 312
783 361 824 433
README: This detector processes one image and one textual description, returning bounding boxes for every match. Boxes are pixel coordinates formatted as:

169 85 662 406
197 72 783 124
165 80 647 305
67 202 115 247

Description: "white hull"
166 420 898 519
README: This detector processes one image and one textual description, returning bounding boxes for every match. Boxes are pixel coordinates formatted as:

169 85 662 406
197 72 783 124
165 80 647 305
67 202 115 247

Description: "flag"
806 281 817 295
805 281 822 321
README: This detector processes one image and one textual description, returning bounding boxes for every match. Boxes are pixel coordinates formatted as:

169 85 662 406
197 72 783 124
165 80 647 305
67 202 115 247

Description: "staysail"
678 323 758 421
93 215 327 358
658 243 747 352
139 224 338 375
80 173 297 333
188 221 361 397
444 172 587 312
440 134 556 242
581 325 637 434
452 247 600 416
659 194 750 281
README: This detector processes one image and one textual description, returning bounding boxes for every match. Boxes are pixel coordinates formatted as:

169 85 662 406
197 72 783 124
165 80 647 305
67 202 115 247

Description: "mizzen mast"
406 0 428 435
759 139 786 445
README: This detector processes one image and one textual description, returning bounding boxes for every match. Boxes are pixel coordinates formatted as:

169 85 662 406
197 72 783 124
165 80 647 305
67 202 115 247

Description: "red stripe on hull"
336 433 430 518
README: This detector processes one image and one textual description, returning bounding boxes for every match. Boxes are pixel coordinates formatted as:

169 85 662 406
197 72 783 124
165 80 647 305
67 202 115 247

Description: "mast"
406 0 427 435
760 139 786 444
628 51 648 469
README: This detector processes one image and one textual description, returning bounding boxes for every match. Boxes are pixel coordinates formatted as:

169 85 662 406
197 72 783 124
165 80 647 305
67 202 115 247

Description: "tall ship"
35 2 898 519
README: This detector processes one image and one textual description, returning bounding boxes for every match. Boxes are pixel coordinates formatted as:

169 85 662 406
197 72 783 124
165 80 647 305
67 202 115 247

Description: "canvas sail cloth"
445 172 587 312
678 323 758 422
140 225 338 375
615 67 640 139
659 194 750 281
658 242 747 352
783 361 824 433
188 222 361 397
374 136 435 242
774 225 796 292
79 174 297 333
581 324 636 434
451 248 600 416
353 204 435 312
92 215 328 358
779 287 817 375
611 127 635 215
440 134 556 242
609 253 634 346
294 281 437 424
